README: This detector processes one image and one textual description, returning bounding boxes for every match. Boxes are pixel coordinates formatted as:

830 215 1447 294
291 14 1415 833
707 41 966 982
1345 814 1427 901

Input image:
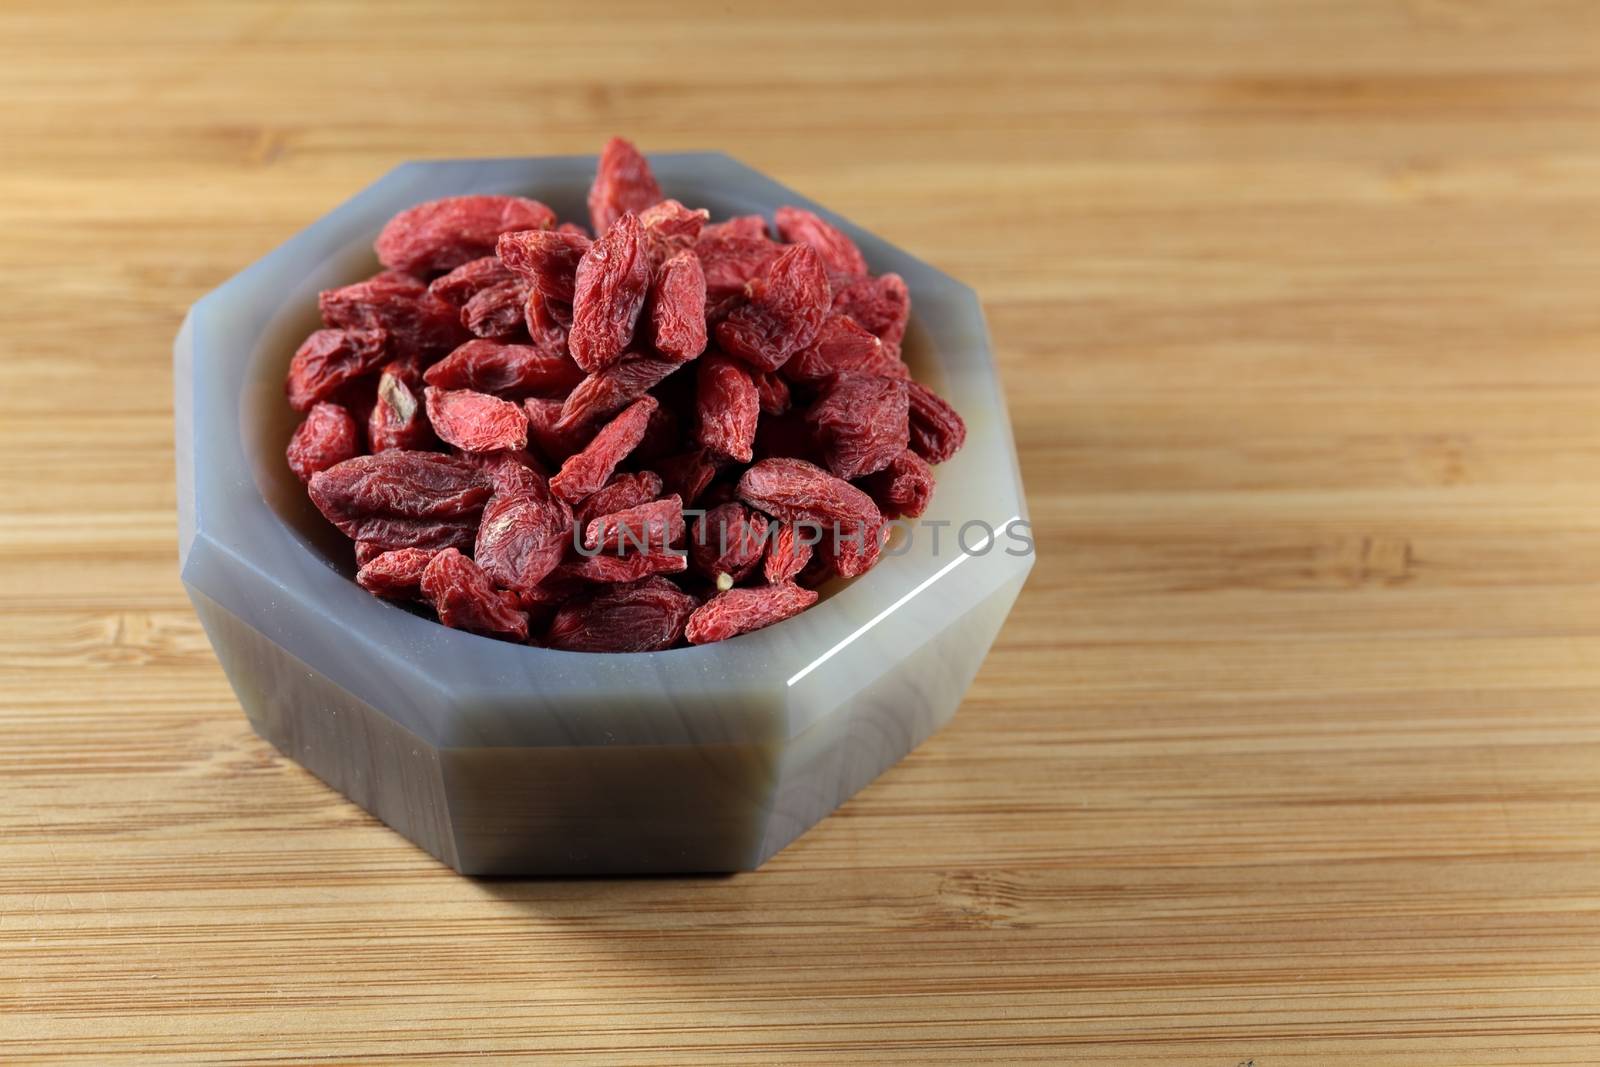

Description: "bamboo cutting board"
6 1 1600 1062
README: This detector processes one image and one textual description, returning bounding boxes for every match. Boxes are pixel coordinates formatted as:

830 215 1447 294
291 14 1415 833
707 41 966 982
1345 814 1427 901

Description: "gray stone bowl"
175 153 1033 875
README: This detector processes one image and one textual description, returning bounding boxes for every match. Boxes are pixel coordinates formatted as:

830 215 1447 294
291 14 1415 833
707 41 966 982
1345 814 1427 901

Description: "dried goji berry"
684 581 818 645
548 395 657 503
573 471 665 530
428 256 517 307
309 451 490 551
355 547 436 600
588 137 662 237
689 502 770 586
556 352 681 431
287 402 359 483
805 371 909 479
286 327 389 413
715 243 831 372
457 447 549 486
521 396 586 464
693 233 782 313
419 548 530 641
782 313 906 384
461 279 529 339
655 448 722 505
319 273 468 360
763 521 815 584
496 228 591 305
863 447 935 519
905 381 967 465
377 194 555 275
556 546 687 584
368 362 435 452
638 198 708 262
568 211 651 373
753 371 791 415
737 457 884 577
545 576 697 653
474 464 572 595
522 288 572 351
831 272 910 346
774 205 868 280
695 353 759 463
424 386 529 453
583 494 684 555
702 215 770 241
650 250 708 362
424 339 583 396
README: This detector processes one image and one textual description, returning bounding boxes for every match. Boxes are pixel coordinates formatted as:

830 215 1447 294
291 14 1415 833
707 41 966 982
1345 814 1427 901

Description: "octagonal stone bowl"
174 153 1032 875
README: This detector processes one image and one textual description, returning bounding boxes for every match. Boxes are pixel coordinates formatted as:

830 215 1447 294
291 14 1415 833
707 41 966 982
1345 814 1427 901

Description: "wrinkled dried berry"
287 402 359 483
656 448 721 504
368 362 435 453
356 547 436 600
496 228 591 304
377 195 555 275
319 273 468 360
694 233 782 313
474 465 572 595
763 521 815 584
556 352 680 431
639 199 708 262
545 577 696 653
650 250 708 362
424 339 583 397
831 272 910 346
558 546 687 584
428 256 517 307
906 381 967 465
574 471 665 530
864 448 935 519
695 354 759 463
738 458 884 578
690 502 770 586
805 372 909 479
522 396 586 464
569 212 651 373
286 327 389 413
775 205 868 280
753 372 791 415
715 243 831 371
461 279 529 339
584 494 684 554
782 313 906 384
588 137 663 237
420 548 530 641
702 215 770 241
549 396 657 503
685 581 818 645
424 386 529 453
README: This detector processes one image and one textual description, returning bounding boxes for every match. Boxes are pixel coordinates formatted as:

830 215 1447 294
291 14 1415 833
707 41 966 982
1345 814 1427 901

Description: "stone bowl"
174 153 1033 874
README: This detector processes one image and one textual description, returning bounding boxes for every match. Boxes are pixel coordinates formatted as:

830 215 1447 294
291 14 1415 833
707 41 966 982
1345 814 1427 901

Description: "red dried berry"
805 372 910 479
319 273 468 360
456 448 549 486
286 327 389 413
461 279 530 339
496 228 591 305
557 546 687 584
638 198 708 262
355 547 436 600
782 313 907 384
695 353 759 463
287 402 359 483
545 577 697 653
428 256 517 307
737 458 884 578
548 395 657 503
863 448 935 519
702 215 770 241
424 339 583 397
715 243 831 372
588 136 663 237
376 195 555 275
309 451 491 551
905 381 967 465
689 502 770 585
656 448 722 504
420 548 530 641
583 494 684 555
474 464 572 595
368 362 435 453
763 521 815 584
556 352 681 431
650 250 708 362
693 234 782 312
424 386 529 453
568 212 651 373
831 272 910 346
522 288 572 352
774 205 868 280
753 371 791 415
573 471 665 530
685 580 818 645
522 396 586 464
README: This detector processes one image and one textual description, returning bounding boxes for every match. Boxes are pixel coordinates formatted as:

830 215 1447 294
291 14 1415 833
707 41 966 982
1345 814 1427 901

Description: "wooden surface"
6 1 1600 1062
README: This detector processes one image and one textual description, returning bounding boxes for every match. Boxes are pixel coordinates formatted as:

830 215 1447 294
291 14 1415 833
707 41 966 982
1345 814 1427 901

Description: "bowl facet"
176 153 1032 874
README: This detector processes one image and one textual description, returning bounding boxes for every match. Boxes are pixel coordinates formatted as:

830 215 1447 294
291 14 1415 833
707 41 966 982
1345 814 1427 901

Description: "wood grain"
6 0 1600 1061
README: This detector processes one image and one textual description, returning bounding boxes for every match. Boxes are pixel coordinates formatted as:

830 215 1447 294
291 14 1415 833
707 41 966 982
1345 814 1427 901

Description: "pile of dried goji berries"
285 137 966 650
